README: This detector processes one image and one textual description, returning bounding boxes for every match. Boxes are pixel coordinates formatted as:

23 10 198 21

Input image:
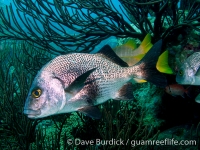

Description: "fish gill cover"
0 0 200 150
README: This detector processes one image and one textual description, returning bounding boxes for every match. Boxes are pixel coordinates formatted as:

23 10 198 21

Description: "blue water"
0 0 127 51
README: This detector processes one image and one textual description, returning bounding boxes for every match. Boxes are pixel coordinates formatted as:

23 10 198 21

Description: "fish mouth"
24 109 41 118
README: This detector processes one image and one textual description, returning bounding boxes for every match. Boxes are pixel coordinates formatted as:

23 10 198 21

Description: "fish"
113 34 173 83
113 33 153 66
165 84 189 98
176 52 200 85
24 40 167 119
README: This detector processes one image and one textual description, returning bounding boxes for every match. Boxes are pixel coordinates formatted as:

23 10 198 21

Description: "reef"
0 0 199 54
0 0 200 150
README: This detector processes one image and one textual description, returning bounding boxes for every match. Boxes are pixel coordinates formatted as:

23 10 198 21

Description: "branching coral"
0 41 51 149
120 0 200 45
0 0 199 54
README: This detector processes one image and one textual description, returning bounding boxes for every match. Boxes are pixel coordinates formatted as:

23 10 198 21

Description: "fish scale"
44 53 126 84
23 42 166 119
187 52 200 73
43 53 131 100
176 52 200 85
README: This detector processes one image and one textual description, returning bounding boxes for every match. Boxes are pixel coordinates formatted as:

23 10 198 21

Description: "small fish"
24 40 167 119
113 34 173 83
176 52 200 85
165 84 189 98
113 34 153 66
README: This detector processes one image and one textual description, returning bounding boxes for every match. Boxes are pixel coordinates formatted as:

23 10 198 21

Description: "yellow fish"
114 34 173 83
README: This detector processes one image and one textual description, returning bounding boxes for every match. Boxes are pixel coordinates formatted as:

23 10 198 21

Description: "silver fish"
24 40 166 119
176 52 200 85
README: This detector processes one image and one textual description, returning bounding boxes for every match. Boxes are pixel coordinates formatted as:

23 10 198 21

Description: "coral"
168 28 200 73
156 124 200 150
0 41 51 149
133 83 165 128
0 0 199 53
0 1 200 150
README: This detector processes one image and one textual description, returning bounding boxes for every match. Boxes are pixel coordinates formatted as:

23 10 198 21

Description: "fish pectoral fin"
65 68 96 96
78 106 102 119
114 82 134 100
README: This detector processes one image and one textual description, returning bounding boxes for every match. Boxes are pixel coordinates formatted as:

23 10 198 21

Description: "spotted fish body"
24 41 166 119
176 52 200 85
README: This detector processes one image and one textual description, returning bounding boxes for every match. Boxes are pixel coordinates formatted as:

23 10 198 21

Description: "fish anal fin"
97 45 128 67
78 106 102 119
156 50 173 74
115 82 134 100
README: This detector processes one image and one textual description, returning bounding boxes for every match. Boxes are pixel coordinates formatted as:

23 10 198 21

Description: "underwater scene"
0 0 200 150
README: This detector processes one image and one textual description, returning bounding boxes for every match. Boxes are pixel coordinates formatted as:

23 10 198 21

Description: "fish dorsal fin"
97 45 128 67
65 68 96 96
113 39 137 56
125 39 137 49
156 50 173 74
137 33 153 54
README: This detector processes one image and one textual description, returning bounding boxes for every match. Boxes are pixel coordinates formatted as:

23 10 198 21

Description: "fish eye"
31 88 42 98
179 70 183 76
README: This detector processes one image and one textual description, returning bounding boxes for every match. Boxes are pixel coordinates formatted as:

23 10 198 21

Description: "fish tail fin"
156 50 173 74
185 86 193 98
132 40 167 87
137 33 153 54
